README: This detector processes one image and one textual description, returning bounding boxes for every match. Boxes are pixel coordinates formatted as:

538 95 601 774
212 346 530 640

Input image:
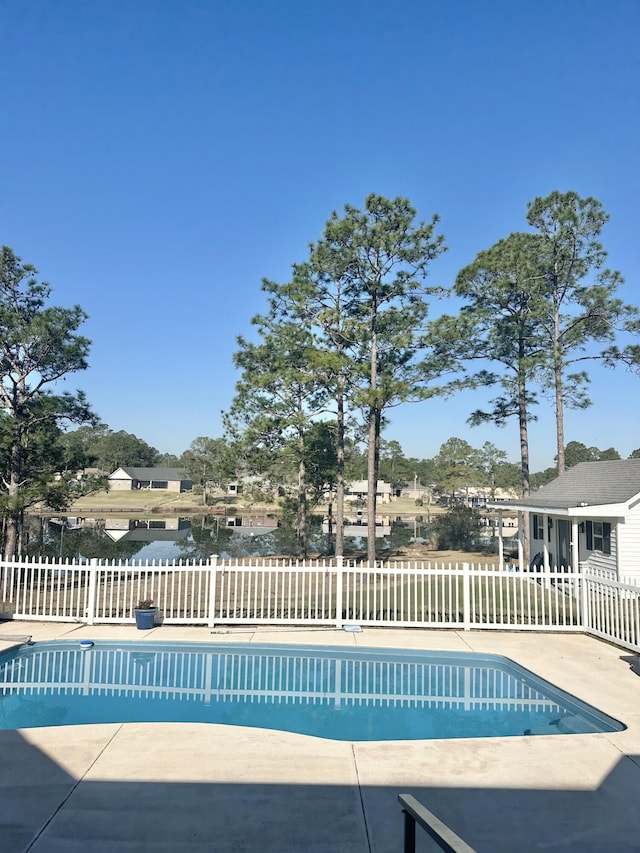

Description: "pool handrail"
398 793 477 853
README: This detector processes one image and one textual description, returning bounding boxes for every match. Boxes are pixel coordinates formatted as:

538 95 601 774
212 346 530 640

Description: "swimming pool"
0 641 625 740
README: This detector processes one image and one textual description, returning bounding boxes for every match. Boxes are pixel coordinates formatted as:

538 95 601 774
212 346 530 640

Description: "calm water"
29 515 432 561
0 642 624 740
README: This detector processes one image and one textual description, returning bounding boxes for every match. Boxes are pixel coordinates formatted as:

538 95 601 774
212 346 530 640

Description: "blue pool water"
0 641 625 740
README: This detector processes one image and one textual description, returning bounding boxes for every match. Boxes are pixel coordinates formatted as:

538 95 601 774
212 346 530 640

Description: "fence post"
86 559 98 625
335 555 344 629
0 555 13 616
403 807 416 853
207 554 218 628
579 564 590 631
462 562 471 631
0 556 6 615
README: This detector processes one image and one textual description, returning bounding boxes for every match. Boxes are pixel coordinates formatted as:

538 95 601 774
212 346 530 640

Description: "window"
532 515 552 542
533 515 543 540
586 521 611 555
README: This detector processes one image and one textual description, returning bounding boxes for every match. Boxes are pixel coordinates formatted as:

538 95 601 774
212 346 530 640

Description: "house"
103 518 191 542
108 467 193 493
399 485 430 501
225 516 278 537
322 514 392 538
345 480 393 504
487 459 640 582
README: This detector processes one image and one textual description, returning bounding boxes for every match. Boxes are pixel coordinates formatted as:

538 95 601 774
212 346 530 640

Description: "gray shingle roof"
110 467 191 481
502 460 640 509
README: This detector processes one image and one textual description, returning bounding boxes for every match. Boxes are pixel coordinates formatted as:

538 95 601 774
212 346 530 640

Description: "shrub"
432 505 480 551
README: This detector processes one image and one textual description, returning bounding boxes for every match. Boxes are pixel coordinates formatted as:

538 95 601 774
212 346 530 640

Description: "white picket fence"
1 554 639 652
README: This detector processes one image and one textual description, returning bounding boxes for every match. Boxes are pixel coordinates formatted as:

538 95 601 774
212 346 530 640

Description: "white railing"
583 570 640 650
211 558 337 627
1 555 638 652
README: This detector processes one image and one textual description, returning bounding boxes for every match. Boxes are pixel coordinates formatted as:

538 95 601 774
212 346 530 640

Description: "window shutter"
586 521 593 550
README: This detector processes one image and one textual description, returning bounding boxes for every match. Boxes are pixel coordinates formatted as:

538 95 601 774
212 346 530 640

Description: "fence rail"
1 555 639 652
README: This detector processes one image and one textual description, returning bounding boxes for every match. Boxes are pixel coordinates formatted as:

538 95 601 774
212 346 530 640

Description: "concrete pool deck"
0 622 639 852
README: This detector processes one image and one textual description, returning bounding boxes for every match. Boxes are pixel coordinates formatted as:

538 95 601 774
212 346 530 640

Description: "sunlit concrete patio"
1 622 639 852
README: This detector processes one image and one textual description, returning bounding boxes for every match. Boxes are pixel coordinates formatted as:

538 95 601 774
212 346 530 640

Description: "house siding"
582 515 617 576
585 547 617 576
531 532 545 554
617 504 640 582
109 478 133 491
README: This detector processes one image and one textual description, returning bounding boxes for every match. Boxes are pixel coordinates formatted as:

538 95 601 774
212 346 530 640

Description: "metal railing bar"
398 793 477 853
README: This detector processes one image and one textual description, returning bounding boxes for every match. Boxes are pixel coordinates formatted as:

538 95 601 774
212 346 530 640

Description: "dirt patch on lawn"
395 543 500 565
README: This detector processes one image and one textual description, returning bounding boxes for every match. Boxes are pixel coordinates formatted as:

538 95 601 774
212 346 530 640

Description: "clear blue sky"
1 0 638 471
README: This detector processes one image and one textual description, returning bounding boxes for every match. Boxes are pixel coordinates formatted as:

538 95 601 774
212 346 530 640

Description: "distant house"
345 480 393 504
104 517 191 542
487 460 640 582
108 467 193 493
322 514 391 538
225 516 278 537
399 485 430 501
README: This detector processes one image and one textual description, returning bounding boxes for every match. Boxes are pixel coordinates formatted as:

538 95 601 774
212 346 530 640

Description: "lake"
27 514 433 561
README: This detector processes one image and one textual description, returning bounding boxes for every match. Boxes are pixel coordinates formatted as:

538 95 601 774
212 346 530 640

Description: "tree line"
1 190 639 557
223 191 639 560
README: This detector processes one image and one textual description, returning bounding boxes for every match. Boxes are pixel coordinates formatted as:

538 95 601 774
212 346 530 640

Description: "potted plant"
134 598 157 630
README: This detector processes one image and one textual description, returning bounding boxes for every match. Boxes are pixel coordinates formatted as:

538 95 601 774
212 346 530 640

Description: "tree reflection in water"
26 515 422 561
